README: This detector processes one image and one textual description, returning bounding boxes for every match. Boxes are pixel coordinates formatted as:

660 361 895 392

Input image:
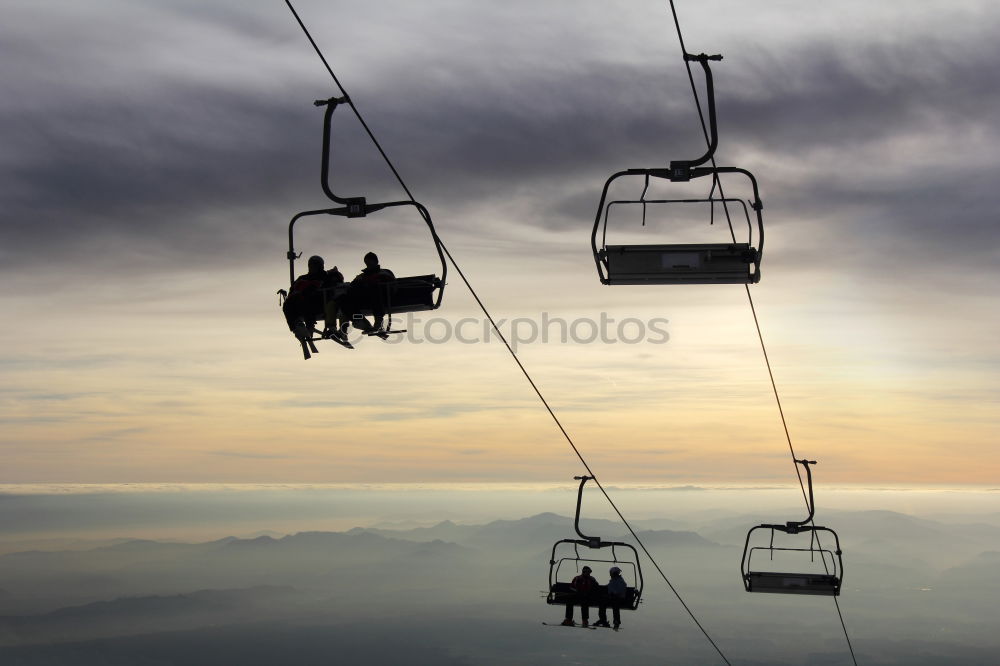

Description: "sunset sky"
2 0 997 485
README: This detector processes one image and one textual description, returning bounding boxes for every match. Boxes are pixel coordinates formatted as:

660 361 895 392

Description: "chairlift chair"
282 96 447 357
740 459 844 596
591 54 764 285
546 476 643 612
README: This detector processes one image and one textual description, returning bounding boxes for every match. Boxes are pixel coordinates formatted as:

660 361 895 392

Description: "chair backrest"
383 275 439 313
327 275 440 315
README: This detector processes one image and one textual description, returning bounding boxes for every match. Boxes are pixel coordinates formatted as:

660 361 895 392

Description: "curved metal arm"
669 54 722 175
573 475 598 543
316 96 366 208
591 169 678 283
786 459 818 529
590 171 633 284
409 200 448 310
287 207 342 286
823 526 845 586
746 458 818 534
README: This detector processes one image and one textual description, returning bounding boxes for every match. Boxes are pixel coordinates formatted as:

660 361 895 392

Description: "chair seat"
325 274 441 315
745 571 840 596
603 243 756 285
546 582 638 609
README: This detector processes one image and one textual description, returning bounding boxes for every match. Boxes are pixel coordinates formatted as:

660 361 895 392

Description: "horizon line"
0 481 997 495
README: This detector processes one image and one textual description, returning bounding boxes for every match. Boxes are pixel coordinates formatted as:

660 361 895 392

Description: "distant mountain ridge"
352 512 721 551
0 586 300 646
0 507 998 662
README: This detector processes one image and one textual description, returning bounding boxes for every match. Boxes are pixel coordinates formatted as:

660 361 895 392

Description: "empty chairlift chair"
741 459 844 596
546 476 643 613
591 54 764 285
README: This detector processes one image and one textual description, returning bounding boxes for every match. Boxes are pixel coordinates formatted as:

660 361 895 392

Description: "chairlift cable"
667 0 808 508
439 241 732 665
666 2 858 663
284 3 732 663
744 289 858 665
285 0 418 205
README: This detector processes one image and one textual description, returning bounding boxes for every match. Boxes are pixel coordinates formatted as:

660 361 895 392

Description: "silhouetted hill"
355 513 722 554
632 529 722 549
0 529 476 615
0 586 299 645
937 550 1000 589
0 537 134 557
356 512 583 546
1 506 999 663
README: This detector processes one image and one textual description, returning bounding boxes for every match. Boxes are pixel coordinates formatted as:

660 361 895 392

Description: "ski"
320 329 355 349
327 334 354 349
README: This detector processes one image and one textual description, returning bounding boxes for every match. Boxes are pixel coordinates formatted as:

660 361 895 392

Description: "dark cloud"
1 1 997 289
721 37 1000 152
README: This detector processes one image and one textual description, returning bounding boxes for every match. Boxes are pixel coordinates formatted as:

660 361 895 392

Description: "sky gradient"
1 1 997 484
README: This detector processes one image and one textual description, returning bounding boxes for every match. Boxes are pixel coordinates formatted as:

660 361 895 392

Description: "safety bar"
286 200 447 308
740 524 844 588
590 166 764 284
548 538 644 607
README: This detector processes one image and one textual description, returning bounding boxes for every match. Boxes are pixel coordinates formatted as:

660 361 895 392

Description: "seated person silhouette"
339 251 395 337
560 566 597 627
594 566 628 630
283 255 344 341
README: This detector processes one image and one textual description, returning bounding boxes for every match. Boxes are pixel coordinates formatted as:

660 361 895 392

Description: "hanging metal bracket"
669 53 723 182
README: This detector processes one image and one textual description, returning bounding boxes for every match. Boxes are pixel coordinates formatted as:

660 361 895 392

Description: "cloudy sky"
1 0 997 485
